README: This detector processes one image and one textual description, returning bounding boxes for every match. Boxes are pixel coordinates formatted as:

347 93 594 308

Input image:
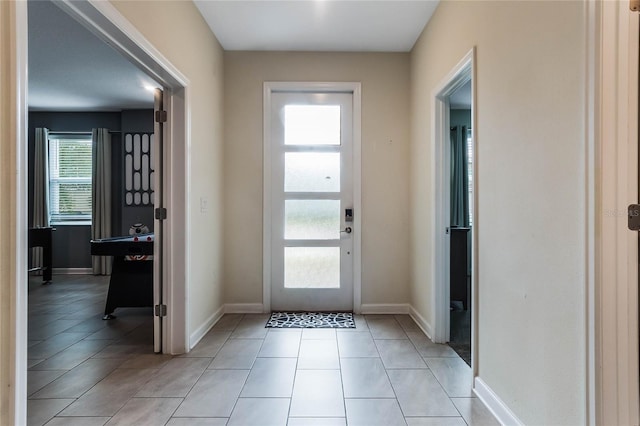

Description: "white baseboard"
408 305 433 340
52 268 93 275
224 303 265 314
359 303 409 314
474 377 523 426
189 305 224 350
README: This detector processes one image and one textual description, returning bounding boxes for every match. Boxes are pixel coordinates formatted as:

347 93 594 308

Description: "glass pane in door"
284 200 340 240
285 247 340 288
284 105 341 145
285 152 340 192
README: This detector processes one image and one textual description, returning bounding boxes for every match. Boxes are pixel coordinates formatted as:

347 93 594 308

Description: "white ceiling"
195 1 439 52
28 0 440 112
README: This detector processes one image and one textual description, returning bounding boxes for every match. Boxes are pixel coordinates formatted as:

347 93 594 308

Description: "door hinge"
629 205 640 230
154 304 167 317
631 0 640 11
155 207 167 220
155 110 167 123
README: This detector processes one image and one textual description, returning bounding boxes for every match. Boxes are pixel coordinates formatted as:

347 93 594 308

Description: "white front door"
268 90 355 311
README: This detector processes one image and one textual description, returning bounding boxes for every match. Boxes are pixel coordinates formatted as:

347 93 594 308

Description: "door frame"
263 81 362 313
3 1 30 423
593 1 640 424
432 48 476 365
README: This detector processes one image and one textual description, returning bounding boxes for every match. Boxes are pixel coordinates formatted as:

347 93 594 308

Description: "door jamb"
262 81 362 313
432 49 476 374
5 1 29 424
593 1 640 425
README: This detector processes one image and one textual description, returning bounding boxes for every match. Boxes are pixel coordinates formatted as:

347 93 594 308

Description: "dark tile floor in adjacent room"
27 274 498 426
449 310 471 367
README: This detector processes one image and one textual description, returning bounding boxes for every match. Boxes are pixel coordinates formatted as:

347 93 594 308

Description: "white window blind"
48 134 92 224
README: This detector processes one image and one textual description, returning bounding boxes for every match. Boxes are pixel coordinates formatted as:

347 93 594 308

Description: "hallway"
27 275 498 425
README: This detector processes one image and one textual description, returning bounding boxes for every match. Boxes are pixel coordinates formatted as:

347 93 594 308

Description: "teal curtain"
450 126 469 227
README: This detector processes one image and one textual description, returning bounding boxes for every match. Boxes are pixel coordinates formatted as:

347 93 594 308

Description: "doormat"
266 312 355 328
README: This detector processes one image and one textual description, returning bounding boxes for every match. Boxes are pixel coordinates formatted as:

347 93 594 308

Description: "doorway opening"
39 0 190 354
27 0 162 359
447 81 473 365
432 48 476 371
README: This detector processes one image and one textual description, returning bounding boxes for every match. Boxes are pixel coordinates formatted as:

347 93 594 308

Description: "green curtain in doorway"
450 126 469 227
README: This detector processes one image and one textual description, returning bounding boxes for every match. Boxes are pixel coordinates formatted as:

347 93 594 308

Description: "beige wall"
110 0 226 341
410 1 586 424
0 2 21 422
224 52 411 307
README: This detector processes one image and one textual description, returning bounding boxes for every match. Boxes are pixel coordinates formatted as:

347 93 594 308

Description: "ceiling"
28 0 440 112
195 1 439 52
450 80 472 110
28 0 158 111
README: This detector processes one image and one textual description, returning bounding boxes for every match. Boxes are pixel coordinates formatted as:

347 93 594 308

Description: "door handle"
340 227 352 234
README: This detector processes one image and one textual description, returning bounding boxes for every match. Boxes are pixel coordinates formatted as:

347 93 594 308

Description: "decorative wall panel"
124 133 154 206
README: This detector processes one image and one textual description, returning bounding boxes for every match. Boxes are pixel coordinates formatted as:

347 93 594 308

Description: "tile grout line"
284 321 302 424
374 315 412 425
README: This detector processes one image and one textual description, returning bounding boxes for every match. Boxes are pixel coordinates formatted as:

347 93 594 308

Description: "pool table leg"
102 256 153 320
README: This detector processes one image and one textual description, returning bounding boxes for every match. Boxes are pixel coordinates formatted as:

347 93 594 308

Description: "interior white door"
270 91 354 311
153 88 164 353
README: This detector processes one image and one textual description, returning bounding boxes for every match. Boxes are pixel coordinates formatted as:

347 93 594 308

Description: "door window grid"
282 104 342 289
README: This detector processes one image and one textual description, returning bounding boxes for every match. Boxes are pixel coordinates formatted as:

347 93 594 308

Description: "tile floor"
27 275 499 426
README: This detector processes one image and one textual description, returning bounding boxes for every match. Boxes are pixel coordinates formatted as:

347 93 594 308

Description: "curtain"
32 128 50 271
450 125 469 227
92 128 112 275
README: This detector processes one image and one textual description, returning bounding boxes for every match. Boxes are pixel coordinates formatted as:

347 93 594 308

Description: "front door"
268 90 354 311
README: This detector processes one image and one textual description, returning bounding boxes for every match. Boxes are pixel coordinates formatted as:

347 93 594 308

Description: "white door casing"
432 49 475 348
263 82 362 313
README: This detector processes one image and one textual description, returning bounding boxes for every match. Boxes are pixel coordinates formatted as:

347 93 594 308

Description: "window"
48 134 92 224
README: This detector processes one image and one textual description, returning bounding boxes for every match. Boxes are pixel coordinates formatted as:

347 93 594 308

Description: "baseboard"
359 303 410 314
474 377 523 426
224 303 265 314
408 305 433 340
189 305 225 350
52 268 93 275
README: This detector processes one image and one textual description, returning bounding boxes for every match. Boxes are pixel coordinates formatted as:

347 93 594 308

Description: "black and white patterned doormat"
266 312 355 328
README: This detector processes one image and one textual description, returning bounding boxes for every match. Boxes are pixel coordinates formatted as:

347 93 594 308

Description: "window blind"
48 136 92 224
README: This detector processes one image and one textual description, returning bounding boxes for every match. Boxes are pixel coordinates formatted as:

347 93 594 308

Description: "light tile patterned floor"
27 275 499 426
